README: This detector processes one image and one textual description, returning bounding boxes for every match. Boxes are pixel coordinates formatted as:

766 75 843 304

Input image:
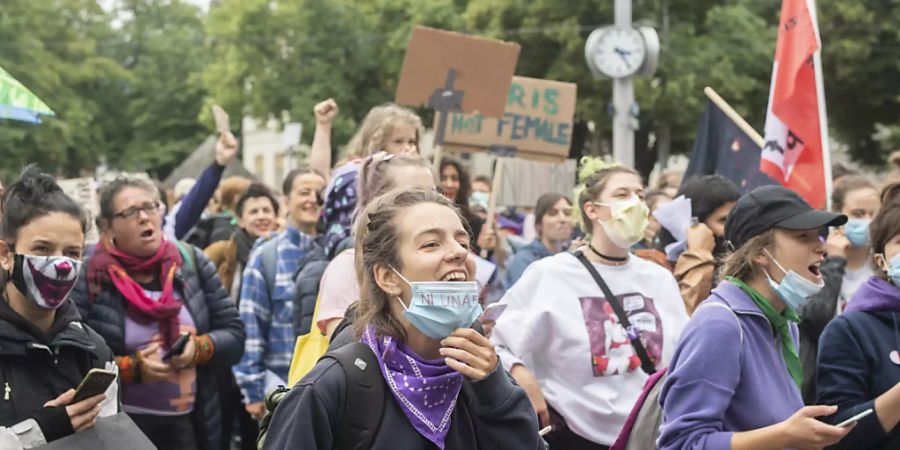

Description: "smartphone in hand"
836 408 873 427
482 302 508 322
71 368 117 404
162 333 191 361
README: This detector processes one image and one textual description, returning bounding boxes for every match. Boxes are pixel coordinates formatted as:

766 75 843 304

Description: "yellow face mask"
593 195 650 249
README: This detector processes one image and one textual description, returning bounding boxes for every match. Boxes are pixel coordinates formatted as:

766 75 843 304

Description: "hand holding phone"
45 389 106 432
162 333 192 361
71 368 116 404
482 302 508 322
836 408 873 427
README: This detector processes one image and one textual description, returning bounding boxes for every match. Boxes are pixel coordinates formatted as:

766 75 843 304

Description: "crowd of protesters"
0 96 898 450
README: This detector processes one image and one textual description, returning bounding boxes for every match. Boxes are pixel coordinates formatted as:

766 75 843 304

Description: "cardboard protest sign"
57 177 100 244
442 76 577 160
395 26 520 118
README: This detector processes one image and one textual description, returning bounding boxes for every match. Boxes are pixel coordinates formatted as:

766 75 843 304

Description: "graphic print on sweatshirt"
578 293 663 376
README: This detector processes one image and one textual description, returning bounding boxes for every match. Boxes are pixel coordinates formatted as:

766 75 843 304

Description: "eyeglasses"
112 202 160 220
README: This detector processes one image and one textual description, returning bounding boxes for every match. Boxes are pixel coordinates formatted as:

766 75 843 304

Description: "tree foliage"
201 0 467 153
0 0 129 180
111 0 211 177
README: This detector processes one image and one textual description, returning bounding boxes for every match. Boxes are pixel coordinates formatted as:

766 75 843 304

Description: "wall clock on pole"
585 26 660 79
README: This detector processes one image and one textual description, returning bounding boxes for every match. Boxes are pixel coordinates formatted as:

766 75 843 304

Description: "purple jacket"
658 281 803 450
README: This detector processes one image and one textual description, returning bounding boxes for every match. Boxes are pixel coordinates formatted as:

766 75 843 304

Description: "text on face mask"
416 293 479 307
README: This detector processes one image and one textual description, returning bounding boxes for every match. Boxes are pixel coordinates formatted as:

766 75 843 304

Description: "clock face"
591 28 646 78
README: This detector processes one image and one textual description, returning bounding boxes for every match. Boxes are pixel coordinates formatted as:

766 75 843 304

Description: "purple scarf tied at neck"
362 325 463 449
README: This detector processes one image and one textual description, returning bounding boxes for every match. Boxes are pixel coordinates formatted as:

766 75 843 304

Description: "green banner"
0 65 55 121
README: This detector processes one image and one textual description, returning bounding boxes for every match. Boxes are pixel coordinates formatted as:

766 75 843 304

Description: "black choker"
588 244 627 262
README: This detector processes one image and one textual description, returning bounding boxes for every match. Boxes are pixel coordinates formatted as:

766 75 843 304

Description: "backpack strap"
324 342 386 450
573 250 657 375
175 240 206 295
175 241 196 273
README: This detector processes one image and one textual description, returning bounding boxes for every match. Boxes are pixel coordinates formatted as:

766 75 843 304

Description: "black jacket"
70 245 246 450
263 351 546 450
0 299 114 443
186 214 238 250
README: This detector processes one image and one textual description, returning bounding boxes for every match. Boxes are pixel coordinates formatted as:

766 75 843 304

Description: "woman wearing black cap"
658 185 853 450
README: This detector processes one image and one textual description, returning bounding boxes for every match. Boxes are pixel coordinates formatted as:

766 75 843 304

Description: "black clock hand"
615 48 632 69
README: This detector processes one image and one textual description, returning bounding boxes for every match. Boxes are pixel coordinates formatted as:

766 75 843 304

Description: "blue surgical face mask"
763 249 825 312
391 268 483 340
844 219 870 247
883 253 900 287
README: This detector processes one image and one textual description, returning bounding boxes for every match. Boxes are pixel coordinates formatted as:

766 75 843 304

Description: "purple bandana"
362 325 463 449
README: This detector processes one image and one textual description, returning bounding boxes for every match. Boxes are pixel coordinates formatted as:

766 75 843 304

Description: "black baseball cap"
725 185 847 249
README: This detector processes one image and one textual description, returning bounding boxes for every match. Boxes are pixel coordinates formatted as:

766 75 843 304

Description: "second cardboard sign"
441 76 577 159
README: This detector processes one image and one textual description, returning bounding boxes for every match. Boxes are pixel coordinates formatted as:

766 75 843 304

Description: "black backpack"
185 214 236 249
257 341 386 450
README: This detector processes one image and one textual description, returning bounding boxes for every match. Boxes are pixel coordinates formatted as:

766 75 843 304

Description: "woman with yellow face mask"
491 158 690 450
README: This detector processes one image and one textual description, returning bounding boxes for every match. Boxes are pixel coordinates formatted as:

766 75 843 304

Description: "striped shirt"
233 227 315 403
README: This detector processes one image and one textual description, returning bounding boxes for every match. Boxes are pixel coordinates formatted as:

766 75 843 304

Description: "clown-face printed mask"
11 254 82 310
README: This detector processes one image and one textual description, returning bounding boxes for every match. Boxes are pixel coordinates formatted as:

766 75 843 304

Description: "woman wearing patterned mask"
797 175 880 404
263 189 545 449
492 158 689 449
0 167 118 449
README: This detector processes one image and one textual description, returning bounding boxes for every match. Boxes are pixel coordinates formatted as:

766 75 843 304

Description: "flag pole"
808 0 833 210
703 86 765 148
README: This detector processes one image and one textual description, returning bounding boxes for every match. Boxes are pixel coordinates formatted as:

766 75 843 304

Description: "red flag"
761 0 829 208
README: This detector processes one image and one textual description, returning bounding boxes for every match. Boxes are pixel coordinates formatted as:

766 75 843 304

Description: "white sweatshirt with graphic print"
492 252 689 445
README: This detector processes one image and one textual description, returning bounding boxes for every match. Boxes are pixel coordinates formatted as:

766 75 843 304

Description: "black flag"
683 100 777 192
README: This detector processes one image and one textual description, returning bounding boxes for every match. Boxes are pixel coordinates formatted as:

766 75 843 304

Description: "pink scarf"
88 238 184 348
